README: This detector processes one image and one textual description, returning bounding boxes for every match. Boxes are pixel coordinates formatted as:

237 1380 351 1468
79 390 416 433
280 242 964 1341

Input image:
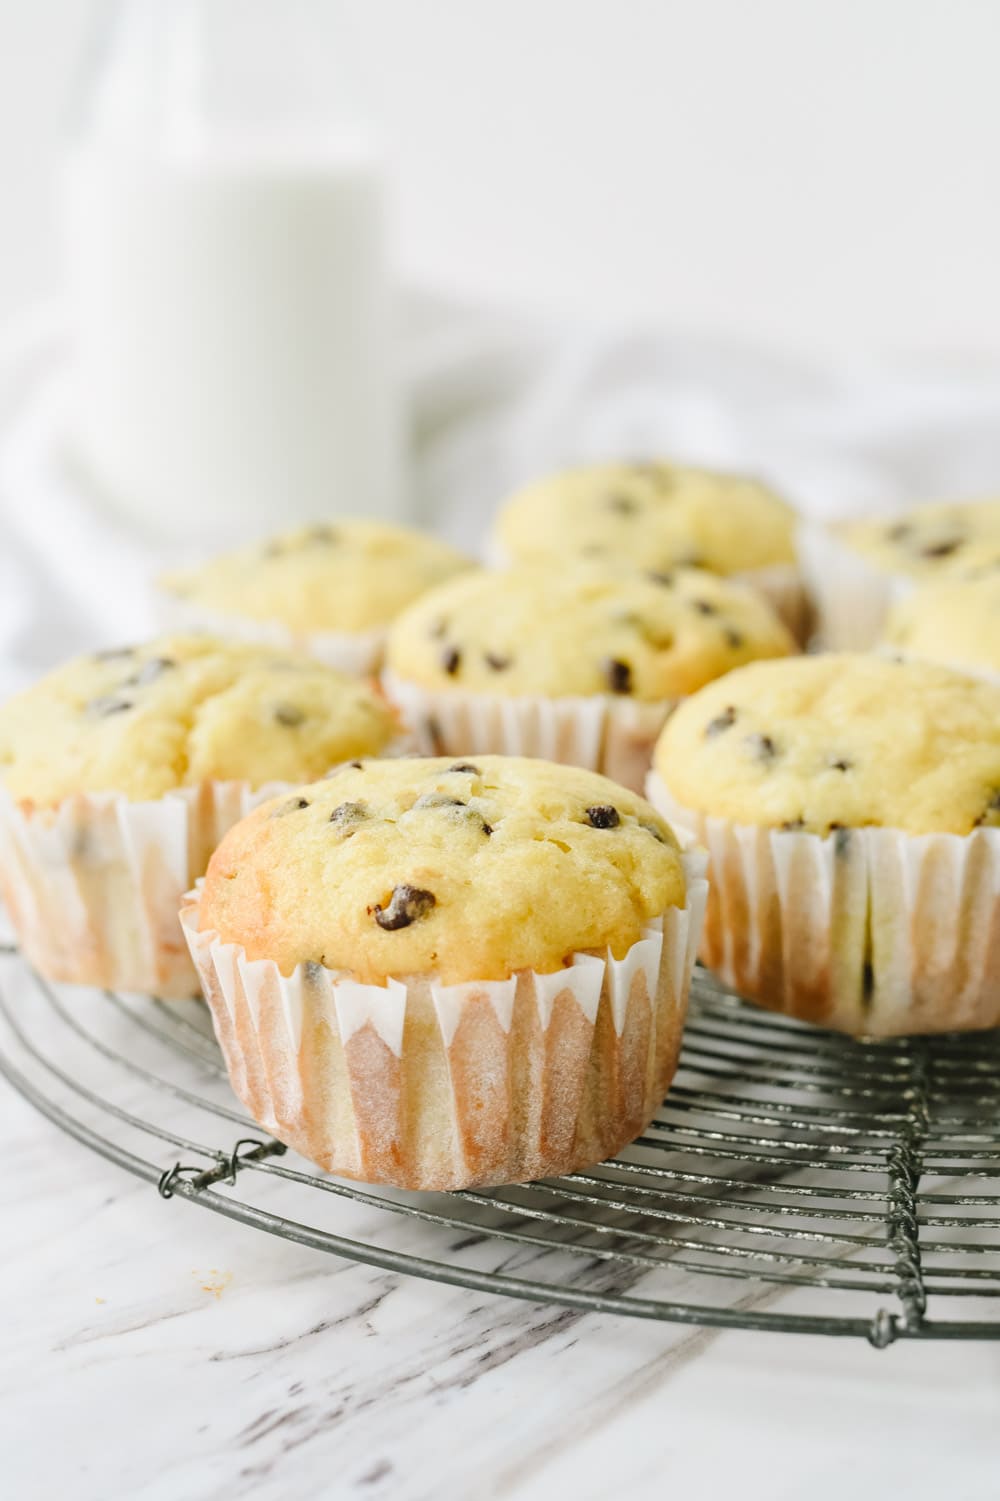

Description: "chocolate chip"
723 627 744 650
975 791 1000 827
415 793 491 835
86 695 133 718
274 704 305 727
484 652 512 671
372 885 437 931
606 493 639 515
329 800 368 832
647 570 675 587
780 817 805 831
705 706 738 738
829 757 852 772
744 732 778 763
691 598 718 616
448 762 480 774
604 658 632 694
921 538 962 559
586 804 621 829
273 796 311 817
441 646 461 676
126 656 176 687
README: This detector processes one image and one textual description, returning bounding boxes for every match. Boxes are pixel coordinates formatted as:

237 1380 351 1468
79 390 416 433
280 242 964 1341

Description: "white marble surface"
3 967 1000 1501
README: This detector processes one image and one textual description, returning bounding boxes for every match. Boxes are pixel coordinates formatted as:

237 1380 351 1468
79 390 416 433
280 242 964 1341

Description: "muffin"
0 634 400 996
647 653 1000 1036
885 572 1000 679
159 520 473 674
798 497 1000 650
382 562 795 793
182 755 707 1190
490 461 808 638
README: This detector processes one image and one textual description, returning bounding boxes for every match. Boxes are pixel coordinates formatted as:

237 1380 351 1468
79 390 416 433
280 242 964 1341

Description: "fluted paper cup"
180 854 708 1190
796 522 914 650
382 669 674 794
0 780 296 997
647 770 1000 1037
157 594 385 677
735 562 810 644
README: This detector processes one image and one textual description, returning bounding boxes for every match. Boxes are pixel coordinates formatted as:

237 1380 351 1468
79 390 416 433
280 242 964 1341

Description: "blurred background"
3 0 1000 358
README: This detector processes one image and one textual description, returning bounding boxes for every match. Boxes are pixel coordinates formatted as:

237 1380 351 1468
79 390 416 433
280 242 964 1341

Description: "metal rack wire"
4 938 1000 1347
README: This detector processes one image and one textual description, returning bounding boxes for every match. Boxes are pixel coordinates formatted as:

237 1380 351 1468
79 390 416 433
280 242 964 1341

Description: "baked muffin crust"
198 755 687 984
161 520 472 634
493 462 796 574
385 562 794 700
0 634 398 805
654 653 1000 836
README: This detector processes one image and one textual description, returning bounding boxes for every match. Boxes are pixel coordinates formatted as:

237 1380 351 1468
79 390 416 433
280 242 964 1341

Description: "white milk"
63 136 403 542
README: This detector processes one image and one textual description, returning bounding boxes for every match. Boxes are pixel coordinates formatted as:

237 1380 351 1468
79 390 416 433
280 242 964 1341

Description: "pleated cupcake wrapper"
796 521 915 650
180 854 708 1191
0 779 293 997
646 770 1000 1037
736 562 811 644
382 669 675 794
485 535 808 642
157 593 385 676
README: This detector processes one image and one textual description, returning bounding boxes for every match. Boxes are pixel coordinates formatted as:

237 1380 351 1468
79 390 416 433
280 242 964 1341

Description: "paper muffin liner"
733 562 811 644
646 770 1000 1037
382 669 675 794
796 521 915 650
0 780 299 998
179 852 708 1190
156 593 385 676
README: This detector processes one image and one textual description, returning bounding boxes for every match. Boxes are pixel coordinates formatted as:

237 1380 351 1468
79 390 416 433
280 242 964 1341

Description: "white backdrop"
3 0 1000 357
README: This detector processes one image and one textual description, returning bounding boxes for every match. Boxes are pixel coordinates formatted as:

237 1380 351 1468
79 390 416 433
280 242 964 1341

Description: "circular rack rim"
3 940 1000 1347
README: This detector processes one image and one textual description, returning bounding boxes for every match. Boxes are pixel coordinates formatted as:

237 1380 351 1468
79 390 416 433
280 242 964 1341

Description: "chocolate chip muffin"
884 572 1000 679
383 561 795 793
799 497 1000 649
490 461 807 637
0 634 400 995
159 520 473 674
183 755 707 1190
647 653 1000 1035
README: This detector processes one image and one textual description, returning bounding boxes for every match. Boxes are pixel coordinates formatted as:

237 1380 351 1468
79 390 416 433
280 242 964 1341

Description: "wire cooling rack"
3 941 1000 1347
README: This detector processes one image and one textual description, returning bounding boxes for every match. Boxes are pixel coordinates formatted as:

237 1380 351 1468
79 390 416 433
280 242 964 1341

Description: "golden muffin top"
838 498 1000 580
0 634 399 805
653 653 1000 835
385 562 794 700
885 573 1000 677
160 520 473 635
197 755 688 985
492 461 796 575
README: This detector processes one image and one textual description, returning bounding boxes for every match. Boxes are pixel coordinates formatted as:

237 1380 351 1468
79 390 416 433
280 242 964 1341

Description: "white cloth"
6 295 1000 694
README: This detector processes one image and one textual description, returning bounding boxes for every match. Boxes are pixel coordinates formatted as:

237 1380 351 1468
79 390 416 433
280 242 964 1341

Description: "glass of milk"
62 0 405 543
